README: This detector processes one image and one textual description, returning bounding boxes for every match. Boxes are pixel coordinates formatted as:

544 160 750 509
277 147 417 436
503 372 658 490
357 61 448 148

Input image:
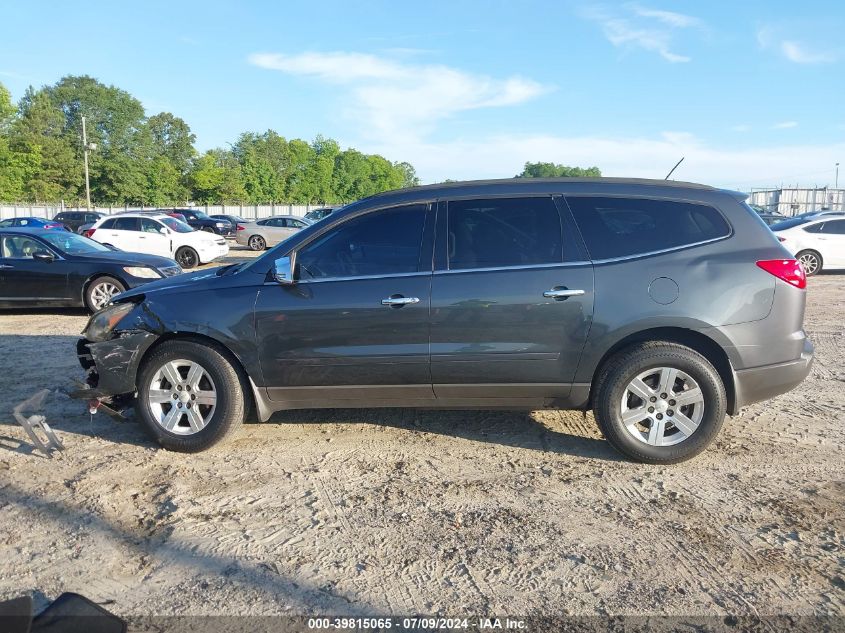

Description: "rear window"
565 197 731 260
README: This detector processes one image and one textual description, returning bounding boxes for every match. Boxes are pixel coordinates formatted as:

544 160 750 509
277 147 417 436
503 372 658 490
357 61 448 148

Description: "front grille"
160 266 182 277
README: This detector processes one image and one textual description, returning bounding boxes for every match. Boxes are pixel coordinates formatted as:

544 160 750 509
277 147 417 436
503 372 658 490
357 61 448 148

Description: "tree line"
0 76 419 206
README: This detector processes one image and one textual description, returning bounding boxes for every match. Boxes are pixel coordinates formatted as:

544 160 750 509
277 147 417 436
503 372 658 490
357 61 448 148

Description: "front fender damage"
75 330 158 398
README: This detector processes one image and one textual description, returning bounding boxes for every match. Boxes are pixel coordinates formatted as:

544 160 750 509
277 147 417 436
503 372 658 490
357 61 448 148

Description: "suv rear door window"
113 217 140 231
565 197 730 260
447 197 562 270
297 204 427 279
821 219 845 234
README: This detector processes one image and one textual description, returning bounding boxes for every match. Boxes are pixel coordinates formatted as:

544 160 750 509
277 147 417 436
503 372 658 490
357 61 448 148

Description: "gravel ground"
0 252 842 619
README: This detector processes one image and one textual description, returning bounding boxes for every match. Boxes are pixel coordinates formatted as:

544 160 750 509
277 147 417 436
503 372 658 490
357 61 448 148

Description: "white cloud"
629 5 701 28
773 121 798 129
581 5 701 63
361 132 845 190
781 41 836 64
249 51 551 142
758 26 838 64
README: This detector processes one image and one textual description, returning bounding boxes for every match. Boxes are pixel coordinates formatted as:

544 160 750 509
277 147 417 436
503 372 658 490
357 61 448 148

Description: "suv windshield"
40 232 111 254
160 217 194 233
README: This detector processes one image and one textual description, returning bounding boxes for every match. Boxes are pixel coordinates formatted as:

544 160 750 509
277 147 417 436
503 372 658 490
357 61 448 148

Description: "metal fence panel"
0 203 328 221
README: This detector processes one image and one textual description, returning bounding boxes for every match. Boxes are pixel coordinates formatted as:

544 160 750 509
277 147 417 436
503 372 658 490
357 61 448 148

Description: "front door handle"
543 288 585 300
381 295 420 307
0 264 13 269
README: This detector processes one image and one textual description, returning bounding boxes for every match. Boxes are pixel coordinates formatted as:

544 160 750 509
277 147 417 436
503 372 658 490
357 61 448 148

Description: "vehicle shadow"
266 407 622 462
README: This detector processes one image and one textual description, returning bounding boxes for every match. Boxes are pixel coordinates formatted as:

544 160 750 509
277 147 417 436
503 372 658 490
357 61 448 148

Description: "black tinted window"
566 197 730 259
113 217 139 231
297 204 427 279
822 220 845 234
803 223 824 233
447 197 562 270
99 218 115 229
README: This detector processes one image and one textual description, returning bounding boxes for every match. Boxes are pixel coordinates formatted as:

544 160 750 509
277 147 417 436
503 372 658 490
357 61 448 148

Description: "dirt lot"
0 250 842 618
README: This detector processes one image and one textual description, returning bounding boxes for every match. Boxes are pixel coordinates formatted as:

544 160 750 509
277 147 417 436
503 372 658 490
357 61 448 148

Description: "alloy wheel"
798 252 820 275
620 367 705 447
90 281 121 310
147 359 217 435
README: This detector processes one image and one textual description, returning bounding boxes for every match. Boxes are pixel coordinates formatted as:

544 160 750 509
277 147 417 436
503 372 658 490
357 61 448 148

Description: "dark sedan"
53 211 107 233
210 214 247 232
0 228 182 312
0 217 70 231
168 209 235 236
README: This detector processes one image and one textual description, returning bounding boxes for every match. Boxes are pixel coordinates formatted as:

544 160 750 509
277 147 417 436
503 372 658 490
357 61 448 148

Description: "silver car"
236 215 310 251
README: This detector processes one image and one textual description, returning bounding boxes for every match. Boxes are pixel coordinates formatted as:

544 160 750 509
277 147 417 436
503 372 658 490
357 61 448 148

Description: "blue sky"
1 0 844 188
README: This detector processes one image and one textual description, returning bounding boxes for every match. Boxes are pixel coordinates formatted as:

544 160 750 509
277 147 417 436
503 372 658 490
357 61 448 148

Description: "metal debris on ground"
12 389 64 458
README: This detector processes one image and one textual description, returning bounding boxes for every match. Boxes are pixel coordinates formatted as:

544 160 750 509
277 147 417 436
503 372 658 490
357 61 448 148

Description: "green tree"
188 150 245 203
516 162 601 178
13 88 81 201
146 112 196 175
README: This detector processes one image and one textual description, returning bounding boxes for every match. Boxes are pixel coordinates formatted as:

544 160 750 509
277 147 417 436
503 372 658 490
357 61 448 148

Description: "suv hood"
113 264 264 302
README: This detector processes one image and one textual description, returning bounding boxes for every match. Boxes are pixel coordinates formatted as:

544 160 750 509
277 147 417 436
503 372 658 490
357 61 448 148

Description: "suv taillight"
776 236 786 242
83 229 96 238
756 259 806 289
236 224 245 230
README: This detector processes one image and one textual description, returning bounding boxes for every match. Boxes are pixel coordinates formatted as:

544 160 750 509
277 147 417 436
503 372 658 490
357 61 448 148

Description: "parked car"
74 178 814 463
52 211 107 233
210 214 248 233
167 212 188 224
771 216 845 275
84 213 229 269
304 207 336 222
165 209 235 236
235 215 310 250
0 217 70 231
759 213 786 226
0 228 181 312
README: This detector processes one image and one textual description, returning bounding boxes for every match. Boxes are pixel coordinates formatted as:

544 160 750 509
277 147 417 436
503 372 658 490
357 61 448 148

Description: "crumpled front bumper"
76 331 158 398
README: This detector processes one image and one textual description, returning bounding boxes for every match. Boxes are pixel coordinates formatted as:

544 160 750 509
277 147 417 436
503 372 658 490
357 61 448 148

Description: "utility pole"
82 116 93 211
836 162 840 189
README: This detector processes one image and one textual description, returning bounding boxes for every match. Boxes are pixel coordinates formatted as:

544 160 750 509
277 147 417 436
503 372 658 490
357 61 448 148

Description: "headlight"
123 266 162 279
83 302 135 342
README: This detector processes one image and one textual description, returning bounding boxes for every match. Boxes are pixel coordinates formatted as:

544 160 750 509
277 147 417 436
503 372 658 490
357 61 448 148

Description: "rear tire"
593 342 726 464
175 246 199 269
248 235 266 251
135 340 246 452
84 276 125 313
797 250 822 276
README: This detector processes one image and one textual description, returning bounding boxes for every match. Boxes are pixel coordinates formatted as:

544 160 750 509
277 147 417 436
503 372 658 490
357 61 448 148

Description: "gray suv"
76 178 813 463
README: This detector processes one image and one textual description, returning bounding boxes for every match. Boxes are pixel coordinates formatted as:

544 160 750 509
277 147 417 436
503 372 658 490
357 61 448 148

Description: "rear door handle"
0 264 13 269
381 296 420 307
543 288 585 300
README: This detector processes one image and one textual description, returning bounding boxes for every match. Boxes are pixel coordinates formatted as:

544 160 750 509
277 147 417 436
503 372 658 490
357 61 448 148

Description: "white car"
772 215 845 275
236 215 310 250
84 213 229 269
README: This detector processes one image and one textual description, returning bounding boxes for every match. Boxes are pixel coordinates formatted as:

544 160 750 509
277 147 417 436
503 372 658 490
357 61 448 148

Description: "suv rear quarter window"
565 196 730 260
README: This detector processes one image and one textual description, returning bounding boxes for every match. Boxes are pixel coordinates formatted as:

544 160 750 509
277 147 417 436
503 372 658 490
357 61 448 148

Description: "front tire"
248 235 266 251
593 342 726 464
136 340 246 452
175 246 199 269
797 250 822 276
85 276 125 312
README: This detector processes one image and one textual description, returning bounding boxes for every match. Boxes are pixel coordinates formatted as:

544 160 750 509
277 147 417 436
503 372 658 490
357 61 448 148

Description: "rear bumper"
732 338 814 413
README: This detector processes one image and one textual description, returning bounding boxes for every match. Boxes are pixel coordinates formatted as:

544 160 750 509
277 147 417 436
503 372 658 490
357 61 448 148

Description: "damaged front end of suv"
74 299 163 406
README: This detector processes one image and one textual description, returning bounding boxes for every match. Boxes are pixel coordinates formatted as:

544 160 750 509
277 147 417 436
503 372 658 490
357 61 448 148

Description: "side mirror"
273 255 296 285
33 251 55 262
